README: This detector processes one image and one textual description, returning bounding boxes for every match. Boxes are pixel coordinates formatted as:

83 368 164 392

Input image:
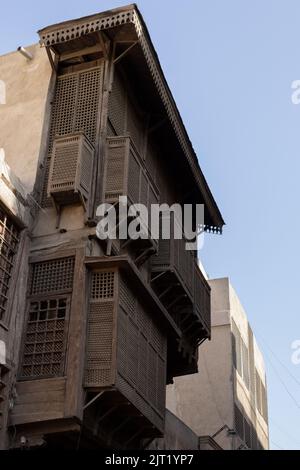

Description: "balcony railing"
48 132 94 207
151 218 211 345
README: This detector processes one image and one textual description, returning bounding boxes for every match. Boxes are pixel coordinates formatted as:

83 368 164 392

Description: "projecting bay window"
41 63 104 213
19 257 74 380
0 206 20 324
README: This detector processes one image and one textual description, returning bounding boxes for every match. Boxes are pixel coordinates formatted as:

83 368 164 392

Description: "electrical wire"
262 346 300 410
270 417 300 448
256 331 300 388
270 440 285 450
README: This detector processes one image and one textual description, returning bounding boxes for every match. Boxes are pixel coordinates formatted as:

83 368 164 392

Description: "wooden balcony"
48 132 94 209
151 221 211 372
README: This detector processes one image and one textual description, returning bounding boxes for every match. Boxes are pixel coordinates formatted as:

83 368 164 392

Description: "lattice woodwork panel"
75 67 103 144
85 271 115 388
117 276 167 419
147 345 157 406
48 133 94 206
20 297 69 379
42 66 103 207
91 271 114 299
80 139 94 192
105 141 126 201
138 332 148 397
108 74 126 135
140 172 148 207
146 143 158 184
150 320 166 357
0 206 20 322
136 300 151 338
30 257 75 296
127 318 139 386
118 307 127 375
85 301 114 387
127 98 143 154
49 74 78 147
50 137 78 191
128 150 140 203
119 276 135 319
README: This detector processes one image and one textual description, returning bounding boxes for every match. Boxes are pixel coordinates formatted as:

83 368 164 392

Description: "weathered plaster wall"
0 44 51 193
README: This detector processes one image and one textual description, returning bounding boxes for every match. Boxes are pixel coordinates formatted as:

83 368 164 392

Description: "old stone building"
0 4 224 449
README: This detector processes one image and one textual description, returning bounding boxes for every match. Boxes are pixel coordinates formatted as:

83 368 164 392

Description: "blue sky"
1 0 300 450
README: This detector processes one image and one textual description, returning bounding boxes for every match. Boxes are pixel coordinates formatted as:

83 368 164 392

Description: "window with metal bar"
0 206 20 323
20 257 74 380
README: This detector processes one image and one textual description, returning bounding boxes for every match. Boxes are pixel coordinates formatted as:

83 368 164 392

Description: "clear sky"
1 0 300 451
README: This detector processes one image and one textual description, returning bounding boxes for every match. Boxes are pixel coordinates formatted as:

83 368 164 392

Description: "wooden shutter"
84 270 115 388
108 74 126 135
117 276 166 430
42 64 104 207
104 137 128 202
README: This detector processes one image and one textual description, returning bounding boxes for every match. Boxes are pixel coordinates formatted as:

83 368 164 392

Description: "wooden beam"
113 41 139 65
97 31 109 59
46 47 57 73
59 44 103 62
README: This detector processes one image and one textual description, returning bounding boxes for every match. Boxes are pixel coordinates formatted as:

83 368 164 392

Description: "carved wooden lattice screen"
84 270 115 388
108 72 144 155
117 276 166 431
42 64 104 207
20 257 75 379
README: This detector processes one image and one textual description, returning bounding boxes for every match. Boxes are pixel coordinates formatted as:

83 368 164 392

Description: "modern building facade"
0 5 224 449
167 277 269 450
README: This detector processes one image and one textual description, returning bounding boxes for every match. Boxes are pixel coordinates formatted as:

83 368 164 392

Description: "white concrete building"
167 277 269 450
